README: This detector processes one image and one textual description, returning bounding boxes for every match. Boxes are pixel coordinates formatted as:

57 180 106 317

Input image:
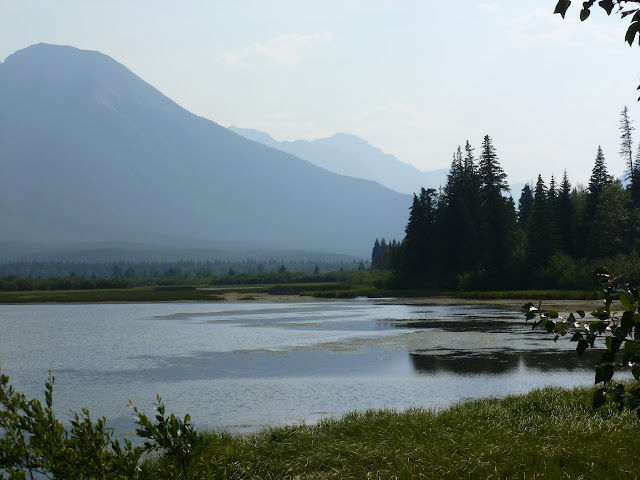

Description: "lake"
0 299 597 436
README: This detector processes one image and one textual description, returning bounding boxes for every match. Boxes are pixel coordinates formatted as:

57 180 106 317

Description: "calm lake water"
0 299 597 436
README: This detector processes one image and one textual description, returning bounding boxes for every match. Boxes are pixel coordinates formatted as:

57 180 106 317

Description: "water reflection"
410 348 601 375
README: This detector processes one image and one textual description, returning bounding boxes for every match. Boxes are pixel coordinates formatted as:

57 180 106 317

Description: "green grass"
453 289 602 301
188 385 640 479
0 287 225 303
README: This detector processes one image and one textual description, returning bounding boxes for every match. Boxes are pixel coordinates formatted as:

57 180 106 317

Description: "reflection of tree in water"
409 348 602 375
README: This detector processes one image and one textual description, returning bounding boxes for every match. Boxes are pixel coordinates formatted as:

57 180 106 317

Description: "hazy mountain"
229 127 448 195
0 43 410 258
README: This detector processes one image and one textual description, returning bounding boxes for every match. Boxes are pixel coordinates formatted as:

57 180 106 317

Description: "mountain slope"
0 44 410 257
229 126 448 195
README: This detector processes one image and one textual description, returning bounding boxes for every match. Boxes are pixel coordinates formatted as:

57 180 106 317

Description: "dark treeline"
0 259 369 291
373 115 640 291
0 258 368 279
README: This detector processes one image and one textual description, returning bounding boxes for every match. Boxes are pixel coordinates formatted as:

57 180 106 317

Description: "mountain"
228 127 448 195
0 44 410 258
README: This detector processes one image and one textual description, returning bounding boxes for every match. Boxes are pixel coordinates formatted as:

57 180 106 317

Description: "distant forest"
372 108 640 290
0 258 368 291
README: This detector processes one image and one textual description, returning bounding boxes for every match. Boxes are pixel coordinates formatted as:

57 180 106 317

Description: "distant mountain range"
228 127 448 195
0 43 411 259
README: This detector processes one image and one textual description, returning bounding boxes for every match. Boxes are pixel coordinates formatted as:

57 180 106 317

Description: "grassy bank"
453 289 602 301
167 385 640 479
0 287 226 303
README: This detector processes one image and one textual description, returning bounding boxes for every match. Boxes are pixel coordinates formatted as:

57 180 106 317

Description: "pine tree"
526 175 558 266
587 146 611 217
517 183 534 228
619 106 634 185
557 170 575 255
477 135 516 266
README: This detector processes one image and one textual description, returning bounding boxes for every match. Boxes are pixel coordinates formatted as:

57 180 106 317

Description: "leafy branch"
554 0 640 98
523 266 640 412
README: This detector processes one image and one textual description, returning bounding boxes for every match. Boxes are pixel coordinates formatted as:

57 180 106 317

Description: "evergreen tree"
633 141 640 206
371 238 382 269
477 135 516 266
517 183 534 228
556 170 575 255
587 146 611 218
402 188 438 284
526 175 559 266
619 106 634 185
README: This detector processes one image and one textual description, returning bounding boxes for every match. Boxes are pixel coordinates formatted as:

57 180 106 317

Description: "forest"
372 107 640 291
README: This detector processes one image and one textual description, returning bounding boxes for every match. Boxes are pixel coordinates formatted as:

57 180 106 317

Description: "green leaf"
571 332 584 342
595 363 614 384
554 0 572 18
633 364 640 381
576 310 586 318
624 340 640 354
580 7 591 20
545 320 556 334
577 339 589 356
625 21 640 46
606 336 623 353
547 311 559 318
592 388 607 409
598 0 614 15
621 292 634 312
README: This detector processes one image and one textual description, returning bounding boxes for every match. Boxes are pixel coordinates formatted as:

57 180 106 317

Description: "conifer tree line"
372 108 640 290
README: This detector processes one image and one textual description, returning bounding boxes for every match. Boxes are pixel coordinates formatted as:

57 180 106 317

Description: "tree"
557 170 575 254
587 146 611 217
477 135 516 266
619 106 635 181
553 1 640 97
517 183 534 228
527 175 559 266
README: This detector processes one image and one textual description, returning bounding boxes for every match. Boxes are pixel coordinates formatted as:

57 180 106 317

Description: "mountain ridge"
0 43 409 258
228 126 448 195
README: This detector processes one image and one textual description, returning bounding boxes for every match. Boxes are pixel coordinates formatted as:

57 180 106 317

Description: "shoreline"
1 291 606 314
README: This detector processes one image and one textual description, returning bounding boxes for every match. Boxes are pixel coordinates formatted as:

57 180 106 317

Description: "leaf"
592 388 607 409
621 292 634 312
576 310 586 318
571 332 584 342
633 364 640 381
625 21 640 46
577 339 589 357
580 7 591 20
545 320 556 334
547 311 559 318
595 363 614 384
554 0 572 18
598 0 614 15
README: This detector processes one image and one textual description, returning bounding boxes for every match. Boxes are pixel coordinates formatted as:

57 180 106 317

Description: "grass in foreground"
186 385 640 479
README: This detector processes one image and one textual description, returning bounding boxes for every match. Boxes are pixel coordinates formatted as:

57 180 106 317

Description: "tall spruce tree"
517 183 534 228
587 146 611 217
402 188 438 284
619 106 635 185
527 175 559 266
557 170 575 255
477 135 516 266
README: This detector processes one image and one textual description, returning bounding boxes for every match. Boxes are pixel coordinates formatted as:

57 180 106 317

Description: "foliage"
523 266 640 413
0 369 228 479
553 0 640 97
0 370 145 479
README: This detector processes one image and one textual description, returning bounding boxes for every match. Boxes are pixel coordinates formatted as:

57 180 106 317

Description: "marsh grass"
198 385 640 479
454 290 601 301
0 287 224 303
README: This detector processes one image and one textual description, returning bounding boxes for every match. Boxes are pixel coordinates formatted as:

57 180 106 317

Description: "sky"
1 0 639 187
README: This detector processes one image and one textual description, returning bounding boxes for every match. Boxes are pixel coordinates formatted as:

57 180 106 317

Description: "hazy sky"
1 1 639 186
